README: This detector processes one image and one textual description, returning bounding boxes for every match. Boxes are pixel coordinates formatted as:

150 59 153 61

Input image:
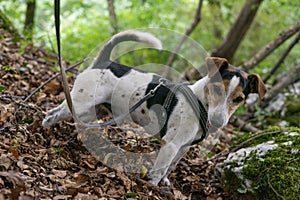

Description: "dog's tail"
92 30 162 65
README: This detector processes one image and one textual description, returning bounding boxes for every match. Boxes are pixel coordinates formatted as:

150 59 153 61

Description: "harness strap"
162 82 208 143
177 85 208 142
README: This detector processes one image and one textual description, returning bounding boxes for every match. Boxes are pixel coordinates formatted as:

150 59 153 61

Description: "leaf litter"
0 25 235 199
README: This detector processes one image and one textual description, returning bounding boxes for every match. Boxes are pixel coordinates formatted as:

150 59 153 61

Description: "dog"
43 30 267 186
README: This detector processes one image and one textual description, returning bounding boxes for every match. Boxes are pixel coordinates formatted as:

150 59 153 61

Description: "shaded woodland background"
0 0 300 199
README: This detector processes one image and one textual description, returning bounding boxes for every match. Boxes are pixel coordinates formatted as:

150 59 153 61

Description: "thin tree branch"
267 174 285 200
206 130 284 163
240 20 300 71
229 115 260 133
263 31 300 82
107 0 118 36
22 58 89 103
262 63 300 106
163 0 203 80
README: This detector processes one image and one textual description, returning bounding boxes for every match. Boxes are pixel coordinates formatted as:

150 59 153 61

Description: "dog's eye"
233 96 244 103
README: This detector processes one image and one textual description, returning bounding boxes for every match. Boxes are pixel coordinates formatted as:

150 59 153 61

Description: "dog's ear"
247 74 267 100
206 57 228 78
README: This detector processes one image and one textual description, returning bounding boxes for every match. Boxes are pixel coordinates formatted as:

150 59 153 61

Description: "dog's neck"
189 76 209 110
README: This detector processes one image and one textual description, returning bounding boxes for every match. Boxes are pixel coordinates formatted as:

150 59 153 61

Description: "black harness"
54 0 208 144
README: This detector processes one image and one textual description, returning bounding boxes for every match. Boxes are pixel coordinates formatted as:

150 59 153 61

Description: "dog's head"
205 57 267 129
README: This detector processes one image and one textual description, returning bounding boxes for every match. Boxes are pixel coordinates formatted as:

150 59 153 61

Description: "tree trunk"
107 0 118 36
23 0 36 41
211 0 263 61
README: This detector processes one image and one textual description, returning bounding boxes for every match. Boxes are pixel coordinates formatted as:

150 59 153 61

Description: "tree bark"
107 0 118 36
163 0 203 80
211 0 263 61
23 0 36 41
240 20 300 71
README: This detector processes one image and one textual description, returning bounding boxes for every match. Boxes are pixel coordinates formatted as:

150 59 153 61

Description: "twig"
267 174 285 200
163 0 203 80
263 31 300 82
22 57 88 103
230 130 284 153
229 115 259 133
22 54 55 66
14 58 89 116
206 130 284 163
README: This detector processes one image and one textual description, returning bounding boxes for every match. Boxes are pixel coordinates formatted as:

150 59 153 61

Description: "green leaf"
0 85 5 92
237 187 247 194
124 192 138 198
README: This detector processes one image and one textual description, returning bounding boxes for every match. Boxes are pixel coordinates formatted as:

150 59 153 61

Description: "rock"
215 127 300 200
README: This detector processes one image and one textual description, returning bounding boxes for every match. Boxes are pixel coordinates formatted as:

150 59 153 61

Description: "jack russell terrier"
43 30 267 186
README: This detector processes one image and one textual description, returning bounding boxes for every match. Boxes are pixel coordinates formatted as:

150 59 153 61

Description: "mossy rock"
216 127 300 200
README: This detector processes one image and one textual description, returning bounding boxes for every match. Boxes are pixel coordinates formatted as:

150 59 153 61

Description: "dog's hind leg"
42 100 72 127
43 69 114 127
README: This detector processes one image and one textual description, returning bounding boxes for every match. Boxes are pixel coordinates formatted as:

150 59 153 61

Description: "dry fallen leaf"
52 169 67 179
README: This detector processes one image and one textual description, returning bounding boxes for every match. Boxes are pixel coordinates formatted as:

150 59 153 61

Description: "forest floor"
0 27 239 200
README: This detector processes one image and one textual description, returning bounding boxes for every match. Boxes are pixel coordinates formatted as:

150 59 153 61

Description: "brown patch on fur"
206 57 229 78
248 74 267 99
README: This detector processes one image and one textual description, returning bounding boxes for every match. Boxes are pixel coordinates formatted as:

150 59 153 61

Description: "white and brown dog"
43 30 267 186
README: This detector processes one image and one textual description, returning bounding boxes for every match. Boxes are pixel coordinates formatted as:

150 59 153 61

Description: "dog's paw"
148 177 171 186
162 177 171 186
148 179 160 186
42 114 56 127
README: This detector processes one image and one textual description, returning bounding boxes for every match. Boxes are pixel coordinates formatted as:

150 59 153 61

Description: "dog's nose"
210 112 226 128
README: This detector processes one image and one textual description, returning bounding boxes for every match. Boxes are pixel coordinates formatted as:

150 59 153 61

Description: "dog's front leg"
161 144 191 185
148 118 199 186
148 141 181 186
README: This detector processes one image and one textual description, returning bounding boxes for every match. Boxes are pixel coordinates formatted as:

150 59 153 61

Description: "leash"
83 78 166 128
54 1 208 141
54 0 81 125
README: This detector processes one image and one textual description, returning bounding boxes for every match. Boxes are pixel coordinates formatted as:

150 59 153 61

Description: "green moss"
221 127 300 199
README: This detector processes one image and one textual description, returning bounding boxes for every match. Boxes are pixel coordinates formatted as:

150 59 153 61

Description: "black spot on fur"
107 62 132 78
210 67 249 96
145 75 178 138
92 61 146 78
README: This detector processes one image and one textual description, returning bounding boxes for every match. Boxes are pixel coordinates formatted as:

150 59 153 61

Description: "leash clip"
149 78 166 96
